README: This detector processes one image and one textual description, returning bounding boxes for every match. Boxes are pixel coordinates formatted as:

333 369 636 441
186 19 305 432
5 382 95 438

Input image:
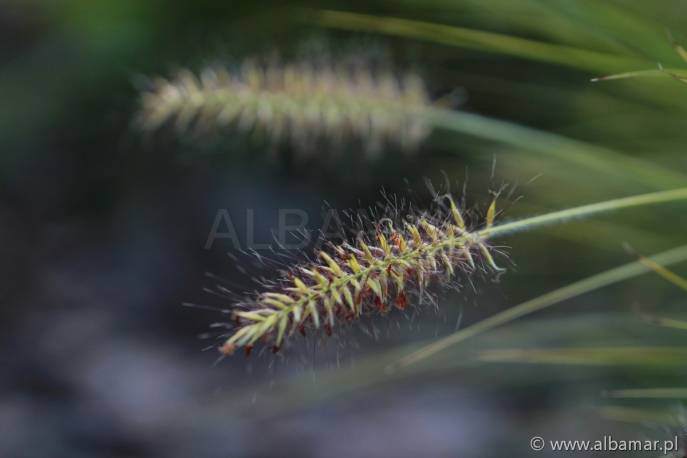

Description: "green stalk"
476 347 687 366
479 187 687 239
424 108 687 190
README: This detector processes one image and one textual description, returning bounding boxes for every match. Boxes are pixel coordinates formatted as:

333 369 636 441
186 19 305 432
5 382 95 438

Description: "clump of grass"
137 57 431 156
219 194 503 356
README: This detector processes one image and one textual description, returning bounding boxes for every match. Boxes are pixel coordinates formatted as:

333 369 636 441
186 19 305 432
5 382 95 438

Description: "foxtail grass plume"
219 195 503 356
137 57 432 155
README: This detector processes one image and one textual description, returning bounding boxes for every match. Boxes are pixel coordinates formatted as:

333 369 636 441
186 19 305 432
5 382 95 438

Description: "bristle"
218 194 504 355
137 57 431 155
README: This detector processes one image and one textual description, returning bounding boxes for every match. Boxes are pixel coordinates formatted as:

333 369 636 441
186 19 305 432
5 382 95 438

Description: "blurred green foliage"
5 0 687 454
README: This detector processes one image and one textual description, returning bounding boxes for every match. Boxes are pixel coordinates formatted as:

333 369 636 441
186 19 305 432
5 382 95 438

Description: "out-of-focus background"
2 1 687 457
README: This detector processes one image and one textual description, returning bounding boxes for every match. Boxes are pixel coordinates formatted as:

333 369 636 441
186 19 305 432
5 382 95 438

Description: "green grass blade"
531 0 681 63
591 70 657 82
592 68 687 87
637 255 687 292
638 309 687 331
475 346 687 366
313 10 645 73
424 108 686 190
390 243 687 371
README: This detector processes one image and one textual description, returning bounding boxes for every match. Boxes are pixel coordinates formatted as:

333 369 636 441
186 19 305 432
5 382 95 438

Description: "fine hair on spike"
137 55 432 156
217 192 505 357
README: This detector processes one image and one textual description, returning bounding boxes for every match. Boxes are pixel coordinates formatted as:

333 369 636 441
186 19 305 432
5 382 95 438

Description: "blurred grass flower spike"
138 56 432 157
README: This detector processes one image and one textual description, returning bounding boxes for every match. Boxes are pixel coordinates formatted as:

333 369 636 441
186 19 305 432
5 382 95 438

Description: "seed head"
137 57 432 156
219 195 504 356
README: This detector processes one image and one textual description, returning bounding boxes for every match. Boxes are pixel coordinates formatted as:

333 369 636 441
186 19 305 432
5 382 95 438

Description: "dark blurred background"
3 1 687 457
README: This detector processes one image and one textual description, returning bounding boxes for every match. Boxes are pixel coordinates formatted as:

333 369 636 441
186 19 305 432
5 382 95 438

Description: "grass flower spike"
138 58 432 155
220 195 503 356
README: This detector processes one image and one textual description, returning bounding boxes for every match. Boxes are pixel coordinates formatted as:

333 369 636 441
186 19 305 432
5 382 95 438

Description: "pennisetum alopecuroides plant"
217 186 687 357
134 53 687 359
